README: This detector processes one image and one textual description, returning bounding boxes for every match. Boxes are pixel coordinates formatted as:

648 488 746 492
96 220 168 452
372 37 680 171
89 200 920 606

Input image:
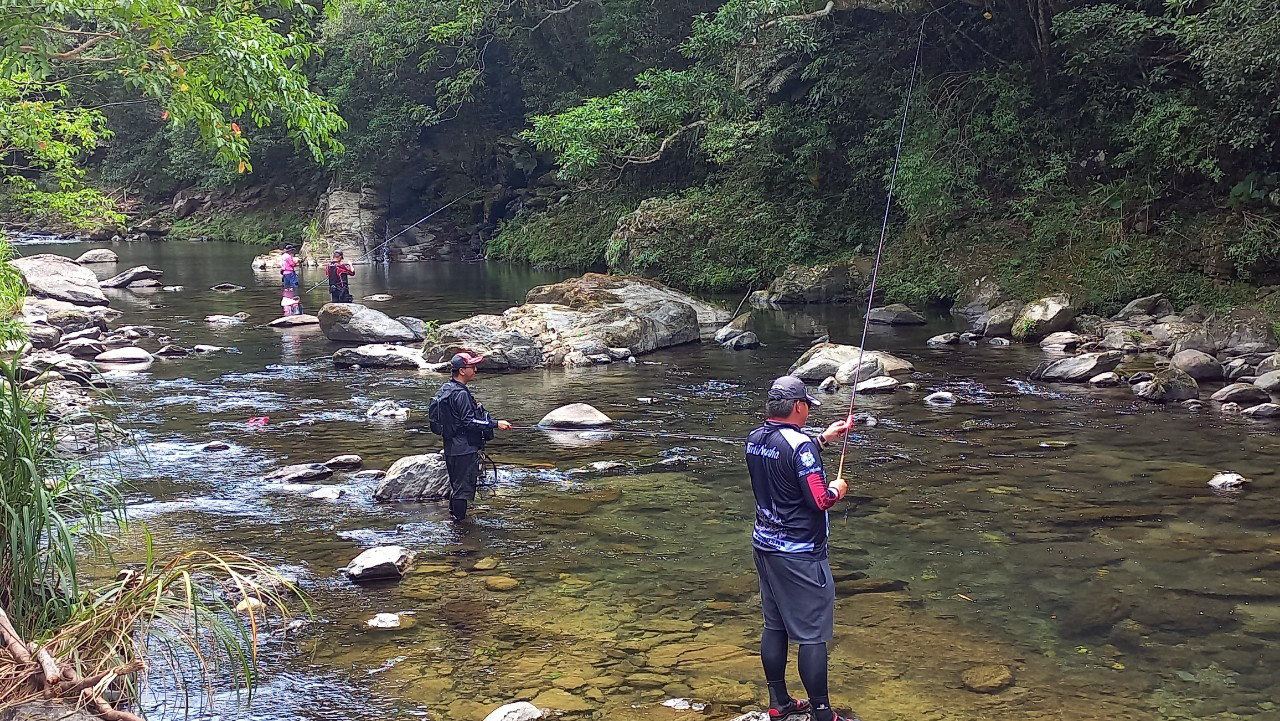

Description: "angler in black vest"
325 249 355 303
430 353 511 522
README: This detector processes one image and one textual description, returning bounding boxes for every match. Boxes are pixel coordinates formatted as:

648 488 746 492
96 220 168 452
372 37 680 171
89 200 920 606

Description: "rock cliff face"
305 184 386 262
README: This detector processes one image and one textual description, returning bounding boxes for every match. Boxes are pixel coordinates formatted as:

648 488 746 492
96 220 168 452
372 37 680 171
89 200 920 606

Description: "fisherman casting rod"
300 189 481 294
834 17 926 484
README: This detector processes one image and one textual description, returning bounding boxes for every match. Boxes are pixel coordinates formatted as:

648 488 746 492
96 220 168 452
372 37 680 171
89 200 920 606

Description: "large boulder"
952 277 1007 326
833 356 885 385
25 324 62 350
74 248 118 264
428 274 727 369
762 260 864 304
251 249 287 270
1133 368 1199 403
1112 294 1172 321
1210 383 1271 406
42 307 106 335
1257 354 1280 375
1211 308 1278 354
343 546 414 582
538 404 613 428
1012 294 1077 340
1170 326 1218 356
865 303 926 325
1171 349 1222 380
978 300 1024 337
790 343 912 381
318 303 417 343
1255 370 1280 393
9 254 108 306
1030 351 1123 382
99 266 163 288
373 453 450 501
333 344 435 369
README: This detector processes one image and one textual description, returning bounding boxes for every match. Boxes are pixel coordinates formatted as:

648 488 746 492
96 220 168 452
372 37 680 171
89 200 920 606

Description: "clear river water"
13 236 1280 721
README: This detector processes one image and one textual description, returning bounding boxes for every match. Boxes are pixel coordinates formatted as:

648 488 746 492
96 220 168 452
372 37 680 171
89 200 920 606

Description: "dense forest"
6 0 1280 316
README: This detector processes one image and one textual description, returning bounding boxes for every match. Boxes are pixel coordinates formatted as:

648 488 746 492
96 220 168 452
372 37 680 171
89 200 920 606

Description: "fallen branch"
84 689 146 721
29 643 62 687
0 608 33 665
59 661 144 698
620 121 709 167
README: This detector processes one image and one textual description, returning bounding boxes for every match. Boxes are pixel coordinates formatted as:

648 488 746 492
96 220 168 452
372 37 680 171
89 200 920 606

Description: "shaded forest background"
10 0 1280 315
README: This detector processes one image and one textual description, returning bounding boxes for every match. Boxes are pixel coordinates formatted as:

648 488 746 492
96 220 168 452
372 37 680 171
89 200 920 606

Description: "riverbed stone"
99 265 163 288
269 314 320 327
1040 331 1084 349
1210 383 1270 405
724 331 760 350
927 332 960 346
1253 370 1280 393
791 343 912 381
539 403 613 428
978 300 1023 337
210 283 245 292
343 546 414 581
204 313 248 325
485 576 520 591
366 399 410 419
1172 349 1222 380
1257 354 1280 375
373 453 449 501
319 303 418 343
324 454 363 470
1031 351 1123 382
1012 293 1077 340
833 357 885 385
481 702 543 721
1243 403 1280 418
762 260 864 303
23 324 61 350
529 689 590 713
333 344 433 369
74 248 118 264
1112 293 1170 320
1133 368 1199 403
952 276 1007 325
961 664 1014 693
1089 372 1122 386
10 254 108 306
57 338 104 359
714 314 752 344
865 303 926 325
94 347 154 367
855 376 899 394
0 701 101 721
265 463 334 483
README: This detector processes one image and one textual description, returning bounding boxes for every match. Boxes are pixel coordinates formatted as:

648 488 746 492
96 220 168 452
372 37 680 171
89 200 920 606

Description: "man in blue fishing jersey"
745 375 859 721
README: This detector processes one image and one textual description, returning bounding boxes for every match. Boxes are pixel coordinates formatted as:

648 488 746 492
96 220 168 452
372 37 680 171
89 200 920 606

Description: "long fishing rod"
834 17 926 484
300 189 480 294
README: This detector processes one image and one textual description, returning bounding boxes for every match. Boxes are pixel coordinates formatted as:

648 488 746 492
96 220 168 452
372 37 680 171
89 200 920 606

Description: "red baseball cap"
450 352 485 370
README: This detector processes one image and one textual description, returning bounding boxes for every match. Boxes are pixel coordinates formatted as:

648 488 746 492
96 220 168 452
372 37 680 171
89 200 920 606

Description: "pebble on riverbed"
961 664 1015 693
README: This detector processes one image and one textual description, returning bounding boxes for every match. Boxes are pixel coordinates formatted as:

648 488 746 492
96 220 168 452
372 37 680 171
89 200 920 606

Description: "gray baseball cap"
769 375 820 406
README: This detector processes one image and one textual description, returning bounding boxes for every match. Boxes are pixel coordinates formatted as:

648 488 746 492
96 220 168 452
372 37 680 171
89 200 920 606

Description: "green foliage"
171 207 310 246
489 193 637 269
0 236 24 346
0 0 345 226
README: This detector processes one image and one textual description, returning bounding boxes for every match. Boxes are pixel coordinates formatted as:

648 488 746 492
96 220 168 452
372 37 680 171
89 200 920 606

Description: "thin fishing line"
836 17 927 483
506 424 741 445
301 189 480 294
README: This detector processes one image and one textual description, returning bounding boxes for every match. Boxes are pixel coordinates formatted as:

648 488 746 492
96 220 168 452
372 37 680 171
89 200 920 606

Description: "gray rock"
979 300 1024 337
373 453 449 501
855 376 899 394
1098 326 1152 353
1012 294 1076 340
1030 351 1123 382
1171 349 1222 380
1213 308 1278 354
724 331 760 350
1257 353 1280 375
396 316 427 341
57 338 105 359
539 403 613 428
25 324 62 350
1040 331 1084 350
927 333 960 346
1242 403 1280 418
1170 325 1217 355
924 391 956 405
1111 293 1167 320
343 546 414 581
366 400 410 419
362 294 393 302
713 313 752 344
319 303 417 343
1223 358 1255 381
1209 383 1271 406
1089 372 1122 386
210 283 245 292
952 276 1006 326
333 344 433 369
818 376 839 393
265 463 334 483
94 346 154 367
269 314 320 327
426 316 542 371
204 313 248 325
988 337 1011 346
1254 370 1280 393
324 454 363 470
762 260 863 303
192 344 225 353
834 356 885 385
10 254 108 306
74 248 119 264
1133 368 1199 403
201 441 231 452
865 303 926 325
0 700 101 721
99 266 163 288
791 343 910 382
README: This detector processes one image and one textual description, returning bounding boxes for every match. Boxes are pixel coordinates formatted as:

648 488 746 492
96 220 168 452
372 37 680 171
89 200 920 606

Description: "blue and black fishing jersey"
745 420 838 558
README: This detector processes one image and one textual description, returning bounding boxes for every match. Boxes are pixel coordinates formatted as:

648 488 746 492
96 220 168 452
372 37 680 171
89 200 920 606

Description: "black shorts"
753 548 835 644
445 453 481 501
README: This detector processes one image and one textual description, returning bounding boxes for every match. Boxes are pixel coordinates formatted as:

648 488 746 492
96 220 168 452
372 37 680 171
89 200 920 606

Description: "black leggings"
762 628 830 712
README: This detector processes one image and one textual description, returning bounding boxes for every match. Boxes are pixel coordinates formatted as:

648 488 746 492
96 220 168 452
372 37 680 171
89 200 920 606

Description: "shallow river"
15 237 1280 721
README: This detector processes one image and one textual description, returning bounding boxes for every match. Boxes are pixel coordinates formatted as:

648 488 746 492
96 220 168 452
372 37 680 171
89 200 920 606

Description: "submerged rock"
927 332 960 346
94 347 154 368
374 453 449 501
99 265 163 288
10 254 108 306
1242 403 1280 418
75 248 118 264
865 303 926 325
855 376 899 394
343 546 414 581
1133 368 1199 403
723 331 760 350
204 313 249 325
265 463 334 483
269 314 320 327
961 664 1015 693
482 702 544 721
318 303 418 343
538 403 613 428
324 454 363 470
210 283 245 292
1208 472 1250 490
818 376 839 393
1030 351 1123 382
334 344 434 369
924 391 956 406
362 294 393 302
366 400 410 419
